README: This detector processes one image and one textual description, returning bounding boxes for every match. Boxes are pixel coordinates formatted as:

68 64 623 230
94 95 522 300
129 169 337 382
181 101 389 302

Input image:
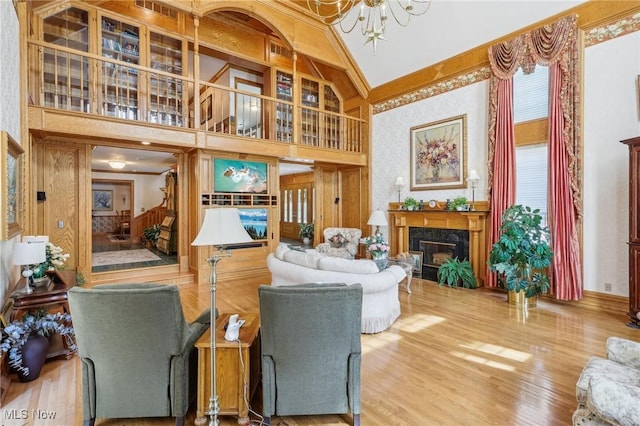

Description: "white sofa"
267 244 406 333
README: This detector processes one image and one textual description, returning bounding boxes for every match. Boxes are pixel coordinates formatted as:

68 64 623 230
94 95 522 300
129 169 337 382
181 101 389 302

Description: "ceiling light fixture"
307 0 431 54
108 161 126 170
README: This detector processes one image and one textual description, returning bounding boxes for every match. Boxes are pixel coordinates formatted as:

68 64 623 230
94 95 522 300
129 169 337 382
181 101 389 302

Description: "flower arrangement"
364 235 390 258
42 242 70 270
0 311 75 375
415 136 459 172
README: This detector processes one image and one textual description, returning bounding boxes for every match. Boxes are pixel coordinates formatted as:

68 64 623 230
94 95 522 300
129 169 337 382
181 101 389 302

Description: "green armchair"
259 283 363 426
68 283 210 426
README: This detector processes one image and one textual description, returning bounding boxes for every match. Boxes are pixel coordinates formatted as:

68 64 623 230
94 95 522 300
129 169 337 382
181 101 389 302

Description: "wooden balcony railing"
29 39 365 154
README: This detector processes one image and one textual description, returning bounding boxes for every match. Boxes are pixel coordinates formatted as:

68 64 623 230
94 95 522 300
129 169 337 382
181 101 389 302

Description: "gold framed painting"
1 131 24 240
410 114 467 190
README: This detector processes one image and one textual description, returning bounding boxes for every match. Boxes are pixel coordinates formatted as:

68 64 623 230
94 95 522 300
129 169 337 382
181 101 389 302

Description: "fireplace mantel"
388 202 489 286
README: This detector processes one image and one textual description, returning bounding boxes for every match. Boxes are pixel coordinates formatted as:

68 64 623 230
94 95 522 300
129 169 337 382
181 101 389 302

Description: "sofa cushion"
328 233 348 248
317 256 378 274
576 356 640 404
283 250 320 269
275 243 291 260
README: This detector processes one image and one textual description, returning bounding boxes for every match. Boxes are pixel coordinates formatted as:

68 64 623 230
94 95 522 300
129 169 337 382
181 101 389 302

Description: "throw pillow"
328 233 348 248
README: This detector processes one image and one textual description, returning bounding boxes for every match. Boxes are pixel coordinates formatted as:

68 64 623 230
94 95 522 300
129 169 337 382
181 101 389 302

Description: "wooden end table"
8 269 76 360
195 313 261 426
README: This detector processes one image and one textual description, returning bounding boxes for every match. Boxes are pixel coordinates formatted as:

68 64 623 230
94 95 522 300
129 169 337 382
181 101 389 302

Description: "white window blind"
515 144 548 224
513 65 549 123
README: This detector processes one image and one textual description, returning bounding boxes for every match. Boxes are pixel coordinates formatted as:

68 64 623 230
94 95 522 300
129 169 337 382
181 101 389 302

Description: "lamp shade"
395 176 405 187
13 241 46 266
367 209 388 227
192 208 253 246
468 169 481 181
23 235 49 243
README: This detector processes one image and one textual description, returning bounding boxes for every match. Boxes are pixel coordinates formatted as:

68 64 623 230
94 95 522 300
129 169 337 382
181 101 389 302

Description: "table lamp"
395 177 405 203
191 208 253 426
467 169 481 211
13 241 46 294
367 209 388 239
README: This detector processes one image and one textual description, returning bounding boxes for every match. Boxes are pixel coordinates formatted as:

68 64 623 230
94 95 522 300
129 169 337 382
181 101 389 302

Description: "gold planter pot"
507 290 537 308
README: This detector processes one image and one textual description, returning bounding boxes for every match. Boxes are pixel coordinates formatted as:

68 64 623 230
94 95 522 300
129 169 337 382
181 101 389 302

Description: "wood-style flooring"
3 276 638 426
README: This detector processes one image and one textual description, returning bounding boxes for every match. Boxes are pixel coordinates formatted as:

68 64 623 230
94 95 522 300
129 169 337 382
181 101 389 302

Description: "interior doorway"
280 172 314 242
90 146 179 274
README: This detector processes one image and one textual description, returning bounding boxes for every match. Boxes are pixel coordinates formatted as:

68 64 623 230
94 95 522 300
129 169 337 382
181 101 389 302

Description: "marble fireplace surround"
388 202 489 286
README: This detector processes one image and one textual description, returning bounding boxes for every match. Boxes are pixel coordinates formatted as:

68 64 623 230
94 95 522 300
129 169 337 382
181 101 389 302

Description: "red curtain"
486 77 516 288
547 63 583 300
487 14 582 299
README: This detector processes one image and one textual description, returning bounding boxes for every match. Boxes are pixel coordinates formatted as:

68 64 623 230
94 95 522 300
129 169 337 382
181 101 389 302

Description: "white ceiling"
337 0 587 88
92 146 176 174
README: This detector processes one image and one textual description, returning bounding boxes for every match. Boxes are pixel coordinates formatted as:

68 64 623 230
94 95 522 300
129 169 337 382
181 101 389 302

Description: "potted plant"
0 310 75 382
403 196 418 211
437 257 478 288
449 196 469 211
299 222 314 245
487 204 553 305
142 224 161 248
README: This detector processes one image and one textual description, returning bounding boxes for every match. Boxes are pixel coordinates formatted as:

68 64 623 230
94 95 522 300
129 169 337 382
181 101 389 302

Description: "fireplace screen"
420 240 456 268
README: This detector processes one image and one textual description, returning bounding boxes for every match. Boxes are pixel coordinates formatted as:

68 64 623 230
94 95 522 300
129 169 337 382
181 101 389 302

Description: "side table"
9 269 76 360
195 313 261 426
388 258 414 293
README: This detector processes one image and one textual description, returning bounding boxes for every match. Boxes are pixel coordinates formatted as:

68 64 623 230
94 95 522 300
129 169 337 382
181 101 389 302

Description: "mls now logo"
3 409 57 421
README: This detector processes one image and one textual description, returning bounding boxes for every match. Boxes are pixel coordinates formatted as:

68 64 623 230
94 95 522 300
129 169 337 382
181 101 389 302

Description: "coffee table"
388 258 414 293
195 313 261 426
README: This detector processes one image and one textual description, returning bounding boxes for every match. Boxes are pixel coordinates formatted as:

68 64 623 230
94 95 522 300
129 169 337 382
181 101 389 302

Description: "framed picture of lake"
1 131 24 240
213 158 268 193
238 208 268 240
410 114 467 190
92 189 113 211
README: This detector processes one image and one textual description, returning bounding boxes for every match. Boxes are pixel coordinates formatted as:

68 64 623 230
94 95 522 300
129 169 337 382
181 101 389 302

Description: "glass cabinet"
148 32 184 127
100 16 139 120
42 7 90 112
275 70 293 142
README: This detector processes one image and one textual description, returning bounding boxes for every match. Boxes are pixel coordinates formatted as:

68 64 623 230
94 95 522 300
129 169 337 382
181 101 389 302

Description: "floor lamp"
192 208 253 426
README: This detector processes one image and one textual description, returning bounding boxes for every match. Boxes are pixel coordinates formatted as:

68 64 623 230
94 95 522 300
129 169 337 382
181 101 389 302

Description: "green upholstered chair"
67 283 210 426
259 283 363 426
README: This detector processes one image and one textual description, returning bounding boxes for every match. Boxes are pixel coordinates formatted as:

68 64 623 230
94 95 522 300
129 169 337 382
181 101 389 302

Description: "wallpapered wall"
371 30 640 297
0 2 21 304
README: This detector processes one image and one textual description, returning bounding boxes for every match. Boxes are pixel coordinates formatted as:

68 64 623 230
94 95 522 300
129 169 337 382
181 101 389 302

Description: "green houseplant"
449 196 469 211
488 204 553 299
299 222 314 244
437 257 478 288
142 224 161 248
1 310 75 381
403 196 418 211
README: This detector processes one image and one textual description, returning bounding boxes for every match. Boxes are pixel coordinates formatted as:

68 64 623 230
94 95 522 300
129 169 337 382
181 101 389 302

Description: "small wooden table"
9 269 76 360
195 313 261 426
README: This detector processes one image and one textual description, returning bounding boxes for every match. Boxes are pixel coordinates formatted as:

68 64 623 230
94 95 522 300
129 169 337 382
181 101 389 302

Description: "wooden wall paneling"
314 165 339 238
339 167 363 230
35 140 87 273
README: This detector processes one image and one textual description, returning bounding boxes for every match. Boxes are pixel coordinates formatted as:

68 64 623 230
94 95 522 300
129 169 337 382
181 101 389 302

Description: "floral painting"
410 114 467 190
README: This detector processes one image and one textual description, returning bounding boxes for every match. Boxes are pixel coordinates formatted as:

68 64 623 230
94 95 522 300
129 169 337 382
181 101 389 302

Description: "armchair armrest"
588 377 640 425
606 337 640 370
183 307 212 351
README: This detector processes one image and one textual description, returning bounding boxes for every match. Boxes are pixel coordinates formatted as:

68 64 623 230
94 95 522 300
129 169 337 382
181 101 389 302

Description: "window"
514 65 549 223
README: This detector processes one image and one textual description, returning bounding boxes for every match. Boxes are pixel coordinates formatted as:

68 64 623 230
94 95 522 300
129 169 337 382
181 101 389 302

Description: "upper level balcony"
26 39 367 165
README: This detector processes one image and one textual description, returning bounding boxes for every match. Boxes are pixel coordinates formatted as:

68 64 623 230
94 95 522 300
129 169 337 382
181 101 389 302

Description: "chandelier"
307 0 432 54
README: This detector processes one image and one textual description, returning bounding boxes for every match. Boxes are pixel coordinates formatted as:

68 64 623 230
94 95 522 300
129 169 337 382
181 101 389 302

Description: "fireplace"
387 203 488 286
409 228 469 281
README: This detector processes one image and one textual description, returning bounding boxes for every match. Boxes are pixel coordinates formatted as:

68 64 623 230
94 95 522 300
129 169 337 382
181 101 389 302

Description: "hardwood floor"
3 276 638 426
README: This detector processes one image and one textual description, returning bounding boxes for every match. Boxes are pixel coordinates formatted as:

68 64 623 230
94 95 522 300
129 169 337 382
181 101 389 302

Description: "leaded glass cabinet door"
42 7 90 112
